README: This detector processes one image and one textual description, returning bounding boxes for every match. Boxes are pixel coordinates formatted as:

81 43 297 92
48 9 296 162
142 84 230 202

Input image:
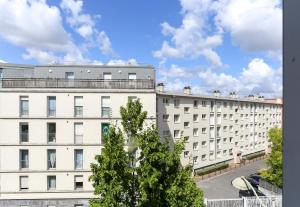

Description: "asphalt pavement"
197 159 267 199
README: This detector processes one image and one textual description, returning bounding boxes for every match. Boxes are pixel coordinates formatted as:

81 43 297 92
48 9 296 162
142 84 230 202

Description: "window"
74 96 83 117
217 151 221 158
193 128 199 136
223 138 227 143
75 149 83 169
201 154 207 160
210 101 214 112
47 149 56 169
229 126 233 132
103 72 112 80
163 114 169 122
223 114 227 119
101 123 110 142
162 98 169 105
217 114 221 125
229 137 233 143
184 107 190 113
193 142 199 150
184 136 189 142
163 130 170 137
229 114 233 120
202 101 206 107
128 73 136 80
174 114 180 123
20 123 29 143
65 72 74 80
101 96 111 118
74 175 83 190
174 99 180 107
47 176 56 190
47 96 56 117
201 141 207 147
20 149 29 169
209 140 214 151
229 149 233 155
20 176 28 191
20 96 29 117
193 100 198 108
184 122 190 128
184 151 189 158
47 123 56 143
202 114 207 120
223 126 227 131
210 127 215 138
209 114 215 125
174 130 180 139
223 150 227 155
224 102 227 108
193 114 199 122
74 123 83 144
193 156 198 164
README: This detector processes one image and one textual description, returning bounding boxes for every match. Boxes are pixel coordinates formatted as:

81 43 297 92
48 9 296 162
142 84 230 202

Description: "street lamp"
232 176 266 207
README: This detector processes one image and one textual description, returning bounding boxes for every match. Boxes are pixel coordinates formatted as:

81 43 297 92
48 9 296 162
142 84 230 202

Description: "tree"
89 126 132 207
261 127 283 188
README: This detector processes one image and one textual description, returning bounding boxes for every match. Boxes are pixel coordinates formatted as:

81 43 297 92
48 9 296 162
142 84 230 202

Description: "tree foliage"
90 98 205 206
261 127 283 188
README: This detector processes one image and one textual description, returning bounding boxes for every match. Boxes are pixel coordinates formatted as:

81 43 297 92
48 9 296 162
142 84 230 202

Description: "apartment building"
0 63 282 206
156 85 282 171
0 63 156 207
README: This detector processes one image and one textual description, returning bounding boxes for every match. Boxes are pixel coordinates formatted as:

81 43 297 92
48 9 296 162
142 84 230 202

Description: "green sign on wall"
101 123 110 139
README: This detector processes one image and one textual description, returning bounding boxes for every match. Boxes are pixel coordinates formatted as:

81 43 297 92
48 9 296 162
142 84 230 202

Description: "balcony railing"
1 78 155 89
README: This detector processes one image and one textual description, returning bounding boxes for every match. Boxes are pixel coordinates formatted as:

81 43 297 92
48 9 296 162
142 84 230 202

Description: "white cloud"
107 58 138 66
97 31 114 56
0 59 6 63
23 48 60 64
214 0 282 53
160 64 193 79
153 0 224 68
197 58 282 97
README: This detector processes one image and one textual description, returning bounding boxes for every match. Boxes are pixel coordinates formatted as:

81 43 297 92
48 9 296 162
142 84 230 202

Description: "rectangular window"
193 142 199 150
184 107 190 114
20 123 29 143
184 151 189 158
47 176 56 190
216 127 221 137
193 156 198 164
174 99 180 107
202 127 207 134
20 149 29 169
184 122 190 128
103 72 112 80
202 101 206 107
20 176 28 191
162 98 169 105
217 114 221 125
163 114 169 122
74 123 83 144
101 123 110 143
202 114 207 120
65 72 74 80
209 114 214 125
209 140 215 151
128 73 137 80
201 141 207 147
193 100 198 108
201 154 207 160
163 130 170 137
101 96 111 118
75 149 83 169
47 123 56 143
74 175 83 190
20 96 29 117
193 128 199 136
174 130 180 139
184 136 189 142
47 149 56 169
174 114 180 123
47 96 56 117
210 127 215 138
223 114 227 119
193 114 199 122
74 96 83 117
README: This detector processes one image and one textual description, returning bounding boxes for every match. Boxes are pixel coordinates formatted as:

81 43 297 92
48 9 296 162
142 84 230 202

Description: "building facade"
0 63 156 206
0 63 282 206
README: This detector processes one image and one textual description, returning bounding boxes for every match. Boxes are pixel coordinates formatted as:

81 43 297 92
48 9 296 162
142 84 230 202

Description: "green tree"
261 127 283 188
89 126 131 207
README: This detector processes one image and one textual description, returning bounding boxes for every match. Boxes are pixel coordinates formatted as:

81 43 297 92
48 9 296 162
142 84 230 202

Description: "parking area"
196 159 267 199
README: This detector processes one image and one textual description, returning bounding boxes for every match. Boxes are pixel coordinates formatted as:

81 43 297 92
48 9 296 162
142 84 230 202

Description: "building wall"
0 90 156 200
157 93 282 171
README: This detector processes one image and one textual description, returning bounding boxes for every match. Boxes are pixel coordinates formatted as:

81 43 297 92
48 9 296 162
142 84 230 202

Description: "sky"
0 0 282 98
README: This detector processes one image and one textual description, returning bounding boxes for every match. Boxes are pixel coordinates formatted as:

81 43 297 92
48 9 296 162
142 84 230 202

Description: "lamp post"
232 176 266 207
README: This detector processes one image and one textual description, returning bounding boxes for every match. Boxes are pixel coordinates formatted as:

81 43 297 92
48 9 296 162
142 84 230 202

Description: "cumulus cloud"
153 0 224 68
214 0 282 53
107 58 138 66
0 60 6 63
197 58 282 97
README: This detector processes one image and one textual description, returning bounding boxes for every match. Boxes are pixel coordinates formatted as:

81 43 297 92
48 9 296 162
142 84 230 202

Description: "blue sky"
0 0 282 97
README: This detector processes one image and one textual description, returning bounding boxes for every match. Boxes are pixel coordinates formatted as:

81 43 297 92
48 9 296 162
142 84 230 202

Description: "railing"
1 78 155 89
259 178 282 195
205 196 282 207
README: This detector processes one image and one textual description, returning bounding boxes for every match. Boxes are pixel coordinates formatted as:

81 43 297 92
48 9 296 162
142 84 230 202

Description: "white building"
0 63 282 206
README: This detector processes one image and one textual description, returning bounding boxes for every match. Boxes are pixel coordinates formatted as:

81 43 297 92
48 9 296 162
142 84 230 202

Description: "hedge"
195 163 229 176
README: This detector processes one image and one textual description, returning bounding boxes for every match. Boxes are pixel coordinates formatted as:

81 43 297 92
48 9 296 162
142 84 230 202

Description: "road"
197 159 267 199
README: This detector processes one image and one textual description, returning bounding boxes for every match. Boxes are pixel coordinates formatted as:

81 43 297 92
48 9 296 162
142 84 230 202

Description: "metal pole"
241 176 266 207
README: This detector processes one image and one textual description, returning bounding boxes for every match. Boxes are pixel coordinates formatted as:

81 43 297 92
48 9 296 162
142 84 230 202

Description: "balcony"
1 78 155 89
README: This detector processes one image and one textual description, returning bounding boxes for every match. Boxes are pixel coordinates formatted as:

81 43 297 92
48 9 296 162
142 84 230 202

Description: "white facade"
157 89 282 171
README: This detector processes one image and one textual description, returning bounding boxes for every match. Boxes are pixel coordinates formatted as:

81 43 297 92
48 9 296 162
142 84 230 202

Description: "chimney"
183 86 191 95
248 94 255 100
156 83 164 93
258 95 265 101
213 90 221 97
229 92 237 99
